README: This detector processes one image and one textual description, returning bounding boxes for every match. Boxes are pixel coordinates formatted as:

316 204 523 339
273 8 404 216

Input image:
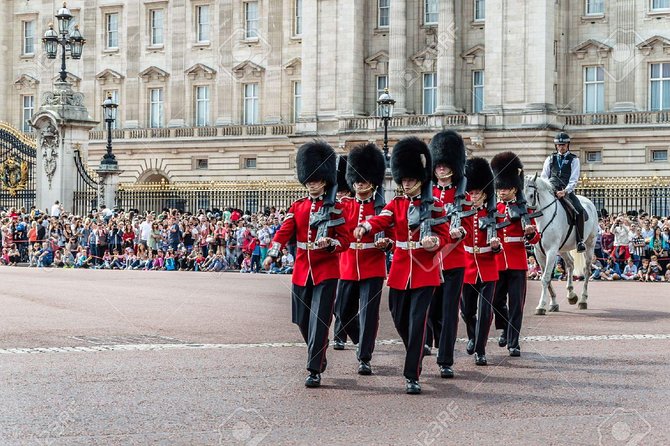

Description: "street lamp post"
376 88 396 167
42 3 85 83
101 92 118 167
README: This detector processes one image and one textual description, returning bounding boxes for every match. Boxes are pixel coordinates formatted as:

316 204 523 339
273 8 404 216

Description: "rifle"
309 183 345 240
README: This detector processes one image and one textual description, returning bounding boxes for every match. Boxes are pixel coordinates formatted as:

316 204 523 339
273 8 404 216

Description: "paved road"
1 268 669 445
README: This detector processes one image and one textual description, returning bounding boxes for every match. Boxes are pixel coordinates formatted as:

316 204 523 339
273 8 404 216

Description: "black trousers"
389 286 434 380
429 268 465 367
335 278 384 362
493 269 527 350
333 282 352 343
292 278 338 373
461 280 496 356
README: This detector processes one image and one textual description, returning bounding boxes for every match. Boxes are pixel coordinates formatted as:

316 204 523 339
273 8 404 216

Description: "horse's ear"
533 172 538 182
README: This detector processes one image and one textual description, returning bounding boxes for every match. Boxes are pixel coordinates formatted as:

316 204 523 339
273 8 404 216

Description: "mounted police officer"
541 131 586 252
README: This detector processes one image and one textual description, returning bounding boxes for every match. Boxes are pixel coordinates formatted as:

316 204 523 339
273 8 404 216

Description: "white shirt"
50 204 61 217
139 221 152 241
541 153 581 193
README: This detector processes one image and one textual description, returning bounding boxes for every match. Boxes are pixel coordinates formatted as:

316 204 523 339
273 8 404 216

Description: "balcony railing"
561 111 670 127
88 124 296 141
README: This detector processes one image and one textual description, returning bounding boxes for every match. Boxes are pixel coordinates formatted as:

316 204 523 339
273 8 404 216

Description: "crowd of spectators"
0 201 295 274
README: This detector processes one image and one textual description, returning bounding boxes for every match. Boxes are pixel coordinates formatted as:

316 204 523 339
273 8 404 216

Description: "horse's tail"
572 249 586 274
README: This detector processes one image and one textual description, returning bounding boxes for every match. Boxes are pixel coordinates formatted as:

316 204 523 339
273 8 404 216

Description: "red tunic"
432 184 466 271
364 196 453 290
339 197 388 281
270 196 349 286
495 202 541 271
461 204 500 284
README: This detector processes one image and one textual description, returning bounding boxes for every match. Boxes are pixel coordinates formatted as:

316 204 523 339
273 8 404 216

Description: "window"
423 73 437 115
586 151 602 163
194 86 210 127
195 158 209 170
474 0 485 21
472 70 484 113
244 83 259 125
376 75 388 100
149 88 164 128
245 157 257 169
586 0 605 15
294 0 302 36
150 9 164 46
245 1 259 39
22 95 34 132
651 149 668 162
106 13 119 49
584 66 605 113
292 81 302 123
196 5 209 42
424 0 438 25
378 0 390 28
104 90 119 129
650 63 670 111
22 21 35 55
652 0 670 10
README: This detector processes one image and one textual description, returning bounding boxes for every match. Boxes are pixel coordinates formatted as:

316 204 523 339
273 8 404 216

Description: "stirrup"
576 242 586 253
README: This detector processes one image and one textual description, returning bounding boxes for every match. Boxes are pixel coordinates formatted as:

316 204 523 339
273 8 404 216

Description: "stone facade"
2 0 670 184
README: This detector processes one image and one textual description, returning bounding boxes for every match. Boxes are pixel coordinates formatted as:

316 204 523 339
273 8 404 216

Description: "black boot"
576 214 586 253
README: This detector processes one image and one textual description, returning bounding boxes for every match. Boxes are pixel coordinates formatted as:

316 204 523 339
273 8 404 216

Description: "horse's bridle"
526 180 559 232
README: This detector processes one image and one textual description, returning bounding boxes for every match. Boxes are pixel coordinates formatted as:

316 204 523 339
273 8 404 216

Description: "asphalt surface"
1 268 669 445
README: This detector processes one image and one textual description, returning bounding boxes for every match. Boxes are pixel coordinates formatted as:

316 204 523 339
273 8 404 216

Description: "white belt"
504 236 524 243
349 242 376 250
296 241 321 250
464 245 492 254
396 241 424 250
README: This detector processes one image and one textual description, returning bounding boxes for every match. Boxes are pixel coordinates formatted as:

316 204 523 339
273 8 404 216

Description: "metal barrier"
116 180 307 214
576 176 670 216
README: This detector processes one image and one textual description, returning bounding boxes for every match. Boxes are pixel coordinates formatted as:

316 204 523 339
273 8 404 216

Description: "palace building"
1 0 670 189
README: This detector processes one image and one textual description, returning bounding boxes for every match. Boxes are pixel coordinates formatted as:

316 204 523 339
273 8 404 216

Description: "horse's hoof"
578 302 588 310
548 304 559 312
567 296 578 305
535 308 546 316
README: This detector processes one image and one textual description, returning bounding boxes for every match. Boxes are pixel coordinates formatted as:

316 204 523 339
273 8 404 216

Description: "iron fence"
576 176 670 217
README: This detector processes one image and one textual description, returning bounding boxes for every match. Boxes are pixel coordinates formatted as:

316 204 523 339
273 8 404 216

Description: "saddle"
558 197 589 225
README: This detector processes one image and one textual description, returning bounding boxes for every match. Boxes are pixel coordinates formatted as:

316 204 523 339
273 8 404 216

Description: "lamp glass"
56 4 73 34
102 96 118 121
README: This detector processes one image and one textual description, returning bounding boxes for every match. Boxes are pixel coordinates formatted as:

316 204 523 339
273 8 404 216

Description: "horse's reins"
527 182 573 255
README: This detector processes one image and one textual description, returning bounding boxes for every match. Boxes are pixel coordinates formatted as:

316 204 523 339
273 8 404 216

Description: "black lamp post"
42 3 85 83
376 88 396 166
101 92 118 166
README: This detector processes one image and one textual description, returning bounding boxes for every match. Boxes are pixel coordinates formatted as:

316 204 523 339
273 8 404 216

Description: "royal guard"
427 130 467 379
491 151 540 357
334 155 353 350
336 143 390 375
353 137 457 394
263 141 350 388
451 157 501 366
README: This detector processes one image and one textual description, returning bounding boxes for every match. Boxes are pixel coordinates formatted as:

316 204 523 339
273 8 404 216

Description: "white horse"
524 174 598 315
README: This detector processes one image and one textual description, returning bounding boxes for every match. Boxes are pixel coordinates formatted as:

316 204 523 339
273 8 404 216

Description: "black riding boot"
575 214 586 252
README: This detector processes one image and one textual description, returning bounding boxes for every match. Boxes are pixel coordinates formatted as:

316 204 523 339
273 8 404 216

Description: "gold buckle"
306 242 314 250
355 242 363 250
408 241 416 249
473 246 480 254
504 237 510 243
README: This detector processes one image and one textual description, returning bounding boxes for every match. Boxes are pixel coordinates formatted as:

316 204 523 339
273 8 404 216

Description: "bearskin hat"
346 143 386 189
337 155 352 194
491 151 524 191
465 156 495 198
390 137 431 185
429 130 466 184
296 141 337 186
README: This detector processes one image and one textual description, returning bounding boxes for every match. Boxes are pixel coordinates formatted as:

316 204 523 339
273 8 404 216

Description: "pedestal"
96 163 122 210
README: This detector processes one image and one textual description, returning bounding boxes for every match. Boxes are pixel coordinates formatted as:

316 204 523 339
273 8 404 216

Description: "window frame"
585 150 602 163
243 83 260 125
378 0 390 28
472 70 485 113
21 95 35 132
150 8 164 47
649 62 670 111
149 87 164 129
585 0 605 15
244 157 258 169
292 81 302 123
294 0 302 36
245 1 259 40
106 12 119 49
424 0 439 25
651 0 670 11
651 149 668 162
474 0 486 21
422 72 438 115
194 85 210 127
22 20 35 55
195 4 210 43
195 158 209 170
583 66 605 114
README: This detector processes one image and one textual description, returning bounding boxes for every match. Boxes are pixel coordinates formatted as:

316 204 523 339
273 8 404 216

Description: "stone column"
611 0 637 111
263 0 283 124
482 0 504 113
31 82 99 212
435 0 458 114
524 0 556 112
298 0 318 132
336 0 365 117
96 167 122 210
388 0 408 115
